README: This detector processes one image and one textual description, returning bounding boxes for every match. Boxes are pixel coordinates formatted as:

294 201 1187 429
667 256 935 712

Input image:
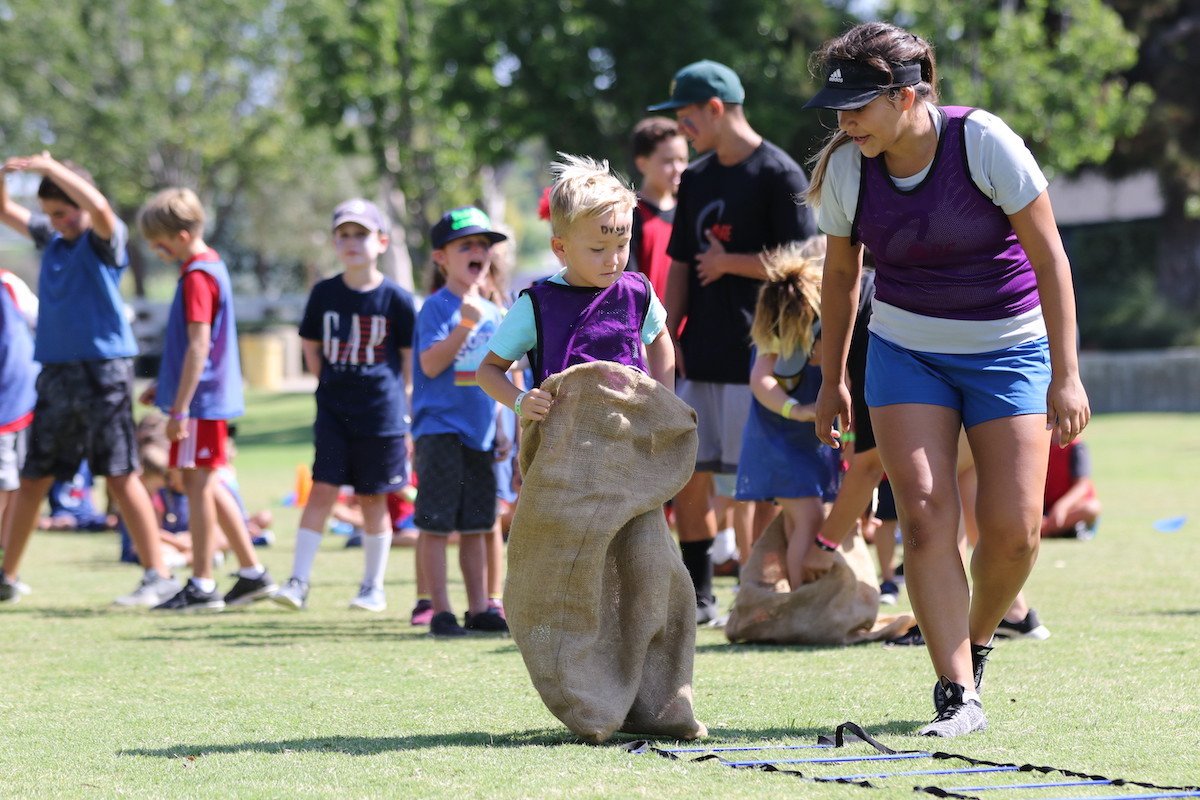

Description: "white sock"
238 564 265 580
963 688 982 704
292 527 324 583
192 576 217 593
361 531 391 590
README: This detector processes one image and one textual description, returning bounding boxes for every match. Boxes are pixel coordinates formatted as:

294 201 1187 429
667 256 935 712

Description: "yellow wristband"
457 317 477 331
779 398 798 420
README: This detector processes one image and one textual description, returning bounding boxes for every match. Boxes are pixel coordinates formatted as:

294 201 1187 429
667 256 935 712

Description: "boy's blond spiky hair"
749 236 826 360
138 187 206 239
547 153 637 237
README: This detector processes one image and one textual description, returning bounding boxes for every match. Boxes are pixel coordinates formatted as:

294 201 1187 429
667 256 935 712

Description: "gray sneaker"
114 572 182 607
933 642 992 712
271 577 309 610
920 678 987 737
348 583 386 612
0 574 21 604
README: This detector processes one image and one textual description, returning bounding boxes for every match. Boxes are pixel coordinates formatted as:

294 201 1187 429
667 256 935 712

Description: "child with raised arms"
477 154 674 421
733 238 838 590
273 199 416 612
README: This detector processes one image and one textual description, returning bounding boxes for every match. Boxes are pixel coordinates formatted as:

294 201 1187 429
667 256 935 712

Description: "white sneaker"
348 584 386 612
114 573 182 607
271 577 309 610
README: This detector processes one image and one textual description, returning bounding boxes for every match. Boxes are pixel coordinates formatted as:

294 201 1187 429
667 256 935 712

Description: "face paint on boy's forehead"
599 224 629 236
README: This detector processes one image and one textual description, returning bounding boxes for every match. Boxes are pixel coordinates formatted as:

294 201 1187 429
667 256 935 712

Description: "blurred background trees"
1 0 1195 345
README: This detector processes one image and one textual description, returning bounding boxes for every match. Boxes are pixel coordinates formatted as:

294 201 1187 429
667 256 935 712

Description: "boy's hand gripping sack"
504 362 706 743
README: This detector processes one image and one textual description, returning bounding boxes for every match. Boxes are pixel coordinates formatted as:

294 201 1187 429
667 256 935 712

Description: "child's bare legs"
459 531 489 616
1 476 52 582
875 520 898 582
0 490 12 550
751 501 776 548
486 519 504 600
181 468 220 581
106 473 169 578
214 481 259 570
421 531 453 614
779 496 825 590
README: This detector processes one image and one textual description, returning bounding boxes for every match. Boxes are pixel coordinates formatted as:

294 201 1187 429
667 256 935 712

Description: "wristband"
779 398 798 420
841 431 856 444
814 533 839 553
457 317 477 331
513 391 528 418
170 410 189 421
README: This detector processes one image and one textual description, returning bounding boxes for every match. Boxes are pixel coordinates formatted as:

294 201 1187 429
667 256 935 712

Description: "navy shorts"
312 422 407 496
414 434 496 534
866 334 1050 428
23 359 139 480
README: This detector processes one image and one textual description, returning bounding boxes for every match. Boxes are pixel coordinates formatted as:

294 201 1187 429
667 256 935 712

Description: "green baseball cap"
647 60 745 111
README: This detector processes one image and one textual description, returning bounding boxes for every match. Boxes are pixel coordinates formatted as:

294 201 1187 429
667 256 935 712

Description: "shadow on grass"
125 620 448 647
119 728 593 758
695 641 866 654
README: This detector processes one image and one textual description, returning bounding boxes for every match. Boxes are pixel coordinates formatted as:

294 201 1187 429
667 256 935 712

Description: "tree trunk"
380 173 416 293
125 236 147 298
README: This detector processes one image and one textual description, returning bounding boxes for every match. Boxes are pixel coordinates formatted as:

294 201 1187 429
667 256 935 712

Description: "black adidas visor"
802 59 923 111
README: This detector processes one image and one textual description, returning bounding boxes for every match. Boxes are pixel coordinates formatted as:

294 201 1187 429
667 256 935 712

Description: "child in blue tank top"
138 187 276 612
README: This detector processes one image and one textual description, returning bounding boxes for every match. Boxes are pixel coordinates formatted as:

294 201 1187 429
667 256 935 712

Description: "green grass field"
2 395 1198 799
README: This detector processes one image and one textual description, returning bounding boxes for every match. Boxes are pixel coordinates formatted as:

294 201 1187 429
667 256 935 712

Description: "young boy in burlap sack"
477 154 705 743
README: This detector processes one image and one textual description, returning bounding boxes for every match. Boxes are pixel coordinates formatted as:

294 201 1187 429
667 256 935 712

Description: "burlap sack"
504 362 706 743
724 515 914 645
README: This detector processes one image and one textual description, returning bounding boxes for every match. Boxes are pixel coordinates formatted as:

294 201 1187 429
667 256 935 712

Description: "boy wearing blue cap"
412 207 510 637
648 60 818 624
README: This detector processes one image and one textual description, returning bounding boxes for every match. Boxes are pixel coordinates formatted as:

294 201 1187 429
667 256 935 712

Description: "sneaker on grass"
696 594 719 625
429 610 467 637
153 580 225 613
410 598 434 626
464 609 509 633
995 608 1051 640
919 678 987 737
272 577 309 610
114 572 182 608
879 579 900 605
933 642 992 712
223 571 278 607
0 573 22 604
348 584 385 612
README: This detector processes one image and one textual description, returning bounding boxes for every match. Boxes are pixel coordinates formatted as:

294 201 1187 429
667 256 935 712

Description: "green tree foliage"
1102 0 1200 315
887 0 1150 177
433 0 858 178
0 0 349 294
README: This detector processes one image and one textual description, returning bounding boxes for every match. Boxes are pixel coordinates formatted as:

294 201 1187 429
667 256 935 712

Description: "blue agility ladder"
624 722 1200 800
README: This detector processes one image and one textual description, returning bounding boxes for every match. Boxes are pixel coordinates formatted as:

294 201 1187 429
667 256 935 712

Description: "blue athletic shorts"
312 423 407 496
865 333 1050 428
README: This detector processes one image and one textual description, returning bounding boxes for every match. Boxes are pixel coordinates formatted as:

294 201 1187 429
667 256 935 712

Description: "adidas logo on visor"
828 68 843 83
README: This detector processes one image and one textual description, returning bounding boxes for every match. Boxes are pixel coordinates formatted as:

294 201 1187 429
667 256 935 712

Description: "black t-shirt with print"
667 140 816 383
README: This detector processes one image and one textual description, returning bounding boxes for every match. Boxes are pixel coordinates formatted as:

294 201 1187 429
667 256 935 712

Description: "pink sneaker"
487 598 506 621
410 599 434 626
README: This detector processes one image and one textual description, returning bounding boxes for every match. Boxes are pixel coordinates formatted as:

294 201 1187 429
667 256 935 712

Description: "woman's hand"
814 379 851 448
1046 373 1090 446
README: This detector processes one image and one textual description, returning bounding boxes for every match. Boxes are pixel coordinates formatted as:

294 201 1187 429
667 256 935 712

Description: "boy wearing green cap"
648 60 818 624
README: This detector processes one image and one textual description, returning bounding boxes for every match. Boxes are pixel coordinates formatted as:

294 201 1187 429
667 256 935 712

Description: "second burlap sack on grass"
724 515 914 645
504 362 706 743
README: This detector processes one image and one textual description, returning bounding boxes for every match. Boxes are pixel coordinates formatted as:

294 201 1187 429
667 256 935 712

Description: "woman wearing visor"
803 22 1089 737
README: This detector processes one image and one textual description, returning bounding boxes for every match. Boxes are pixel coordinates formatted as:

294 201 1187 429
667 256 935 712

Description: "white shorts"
0 428 29 491
676 379 752 474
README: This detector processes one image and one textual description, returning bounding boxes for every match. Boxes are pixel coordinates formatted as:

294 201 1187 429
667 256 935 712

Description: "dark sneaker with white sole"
153 580 226 612
920 678 987 737
879 579 901 605
995 608 1051 640
933 641 992 713
464 609 509 633
223 572 278 606
696 594 719 625
0 574 20 604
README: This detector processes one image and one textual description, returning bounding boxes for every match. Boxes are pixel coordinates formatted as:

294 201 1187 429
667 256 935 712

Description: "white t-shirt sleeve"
963 110 1049 215
486 293 538 362
642 291 667 344
814 142 861 238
